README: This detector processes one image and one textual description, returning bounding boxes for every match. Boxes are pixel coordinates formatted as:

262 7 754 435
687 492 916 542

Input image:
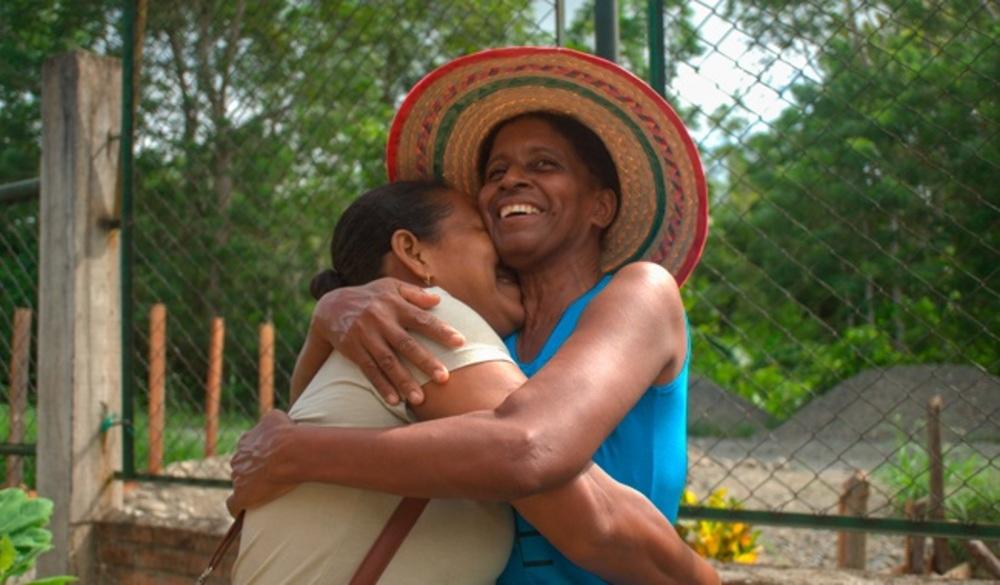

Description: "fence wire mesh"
1 0 997 554
0 194 38 487
126 0 563 480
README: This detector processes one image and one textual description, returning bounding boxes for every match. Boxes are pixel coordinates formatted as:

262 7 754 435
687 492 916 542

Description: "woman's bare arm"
230 262 686 503
408 358 716 585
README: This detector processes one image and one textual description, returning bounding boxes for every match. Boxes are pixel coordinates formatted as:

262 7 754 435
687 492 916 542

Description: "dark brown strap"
349 497 430 585
196 498 429 585
195 510 244 584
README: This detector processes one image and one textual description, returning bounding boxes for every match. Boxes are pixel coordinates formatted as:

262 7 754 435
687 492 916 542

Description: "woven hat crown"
387 46 707 285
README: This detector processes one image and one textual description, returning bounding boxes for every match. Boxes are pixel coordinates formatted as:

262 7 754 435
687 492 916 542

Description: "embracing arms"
230 263 687 502
408 357 715 585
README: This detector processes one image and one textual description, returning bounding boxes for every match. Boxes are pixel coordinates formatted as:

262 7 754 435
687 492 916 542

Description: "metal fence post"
595 0 619 62
647 0 665 96
36 51 123 580
119 0 137 481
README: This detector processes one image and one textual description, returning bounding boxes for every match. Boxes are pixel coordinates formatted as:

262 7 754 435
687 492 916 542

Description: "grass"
1 402 257 486
132 404 254 471
877 442 1000 523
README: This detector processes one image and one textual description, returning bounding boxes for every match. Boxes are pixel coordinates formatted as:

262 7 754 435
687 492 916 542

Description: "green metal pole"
680 506 1000 540
647 0 666 97
595 0 619 62
0 178 40 205
555 0 565 46
120 0 136 479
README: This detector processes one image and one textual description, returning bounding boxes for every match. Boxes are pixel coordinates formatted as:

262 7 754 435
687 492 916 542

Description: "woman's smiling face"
476 116 616 271
420 189 525 336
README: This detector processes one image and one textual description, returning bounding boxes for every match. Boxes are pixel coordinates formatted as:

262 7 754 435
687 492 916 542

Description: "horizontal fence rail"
0 179 40 205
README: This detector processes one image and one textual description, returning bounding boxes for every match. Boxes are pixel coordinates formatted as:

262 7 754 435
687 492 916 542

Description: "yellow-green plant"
677 488 760 564
0 488 75 585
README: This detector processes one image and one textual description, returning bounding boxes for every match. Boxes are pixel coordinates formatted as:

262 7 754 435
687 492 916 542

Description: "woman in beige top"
233 180 708 584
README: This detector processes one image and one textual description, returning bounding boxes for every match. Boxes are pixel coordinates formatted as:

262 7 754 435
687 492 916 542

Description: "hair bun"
310 268 346 300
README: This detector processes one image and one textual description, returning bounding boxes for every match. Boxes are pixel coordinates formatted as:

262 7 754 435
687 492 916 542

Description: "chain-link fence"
123 0 999 540
673 0 999 541
122 1 564 484
1 0 997 565
0 183 39 488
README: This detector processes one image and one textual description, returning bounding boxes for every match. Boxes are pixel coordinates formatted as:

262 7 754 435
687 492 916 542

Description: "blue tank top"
497 274 689 585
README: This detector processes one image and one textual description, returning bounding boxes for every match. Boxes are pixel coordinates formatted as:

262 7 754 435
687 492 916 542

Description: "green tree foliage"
565 0 703 85
688 0 999 416
1 1 117 427
0 0 117 183
0 488 75 584
129 0 550 416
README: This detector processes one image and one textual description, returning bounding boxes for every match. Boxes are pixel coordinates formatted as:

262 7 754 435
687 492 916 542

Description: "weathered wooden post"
837 470 869 569
5 308 32 487
37 51 123 580
204 317 224 457
926 395 953 573
903 499 928 574
147 303 166 474
258 322 274 417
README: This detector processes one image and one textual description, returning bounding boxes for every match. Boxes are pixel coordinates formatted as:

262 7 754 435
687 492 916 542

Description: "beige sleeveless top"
233 288 515 585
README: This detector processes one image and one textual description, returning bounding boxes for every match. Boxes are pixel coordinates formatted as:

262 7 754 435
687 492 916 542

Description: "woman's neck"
516 254 603 362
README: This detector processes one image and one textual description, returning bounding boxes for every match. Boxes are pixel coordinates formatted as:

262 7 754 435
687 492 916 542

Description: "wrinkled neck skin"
514 243 603 362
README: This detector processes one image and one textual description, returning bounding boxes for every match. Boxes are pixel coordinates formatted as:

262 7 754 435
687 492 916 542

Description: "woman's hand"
312 277 464 405
227 410 299 515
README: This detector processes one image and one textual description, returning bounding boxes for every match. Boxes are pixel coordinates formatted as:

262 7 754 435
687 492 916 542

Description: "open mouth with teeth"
499 203 542 219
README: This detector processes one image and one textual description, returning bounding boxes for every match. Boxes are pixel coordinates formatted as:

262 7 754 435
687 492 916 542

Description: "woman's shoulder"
424 287 505 342
609 261 678 292
412 286 513 370
588 262 682 317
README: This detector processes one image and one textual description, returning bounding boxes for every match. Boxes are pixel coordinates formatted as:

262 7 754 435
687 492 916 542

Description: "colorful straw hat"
386 46 708 286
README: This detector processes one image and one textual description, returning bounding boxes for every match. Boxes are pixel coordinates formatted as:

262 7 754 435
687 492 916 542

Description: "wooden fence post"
903 499 928 574
5 308 32 487
963 540 1000 579
37 51 122 580
837 470 869 569
204 317 224 457
147 303 166 474
927 395 953 573
258 322 274 418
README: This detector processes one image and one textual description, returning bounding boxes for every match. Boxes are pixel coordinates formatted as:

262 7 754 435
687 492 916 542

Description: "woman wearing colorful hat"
230 47 711 583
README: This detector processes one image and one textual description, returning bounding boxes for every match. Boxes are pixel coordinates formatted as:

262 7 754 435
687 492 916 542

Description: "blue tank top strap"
498 272 690 585
503 274 613 376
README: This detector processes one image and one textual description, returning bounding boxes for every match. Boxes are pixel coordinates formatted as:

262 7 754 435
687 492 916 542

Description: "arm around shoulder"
486 262 688 492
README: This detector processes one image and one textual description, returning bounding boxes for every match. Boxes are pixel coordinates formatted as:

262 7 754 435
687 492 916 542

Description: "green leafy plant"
875 439 1000 525
875 438 1000 575
0 488 75 585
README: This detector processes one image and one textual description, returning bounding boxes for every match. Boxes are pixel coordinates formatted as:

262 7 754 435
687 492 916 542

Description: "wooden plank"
963 540 1000 579
903 499 927 574
837 470 869 570
204 317 224 457
258 322 274 418
926 395 954 573
147 303 166 474
37 51 123 580
5 308 32 487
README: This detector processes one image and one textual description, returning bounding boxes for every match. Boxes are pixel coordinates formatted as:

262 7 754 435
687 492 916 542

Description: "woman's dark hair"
309 180 452 300
476 111 621 197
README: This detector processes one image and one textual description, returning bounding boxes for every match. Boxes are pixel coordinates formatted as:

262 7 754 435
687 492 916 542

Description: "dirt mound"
774 365 1000 442
688 375 772 437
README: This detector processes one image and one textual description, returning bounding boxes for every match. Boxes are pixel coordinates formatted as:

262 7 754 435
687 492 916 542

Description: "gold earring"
424 274 433 287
